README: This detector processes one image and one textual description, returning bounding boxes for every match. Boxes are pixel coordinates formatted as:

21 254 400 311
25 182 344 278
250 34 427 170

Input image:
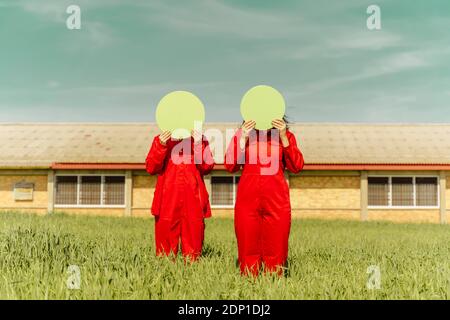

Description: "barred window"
416 177 438 206
104 176 125 205
55 176 77 205
368 176 438 208
392 177 414 206
80 176 101 205
211 176 239 207
55 175 125 207
368 177 389 206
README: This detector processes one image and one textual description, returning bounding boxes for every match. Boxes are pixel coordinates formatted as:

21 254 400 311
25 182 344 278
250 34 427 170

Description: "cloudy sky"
0 0 449 123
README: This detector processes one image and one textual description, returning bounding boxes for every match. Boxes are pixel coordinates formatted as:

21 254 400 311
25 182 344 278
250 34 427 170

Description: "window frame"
54 173 126 208
210 175 240 209
368 175 440 209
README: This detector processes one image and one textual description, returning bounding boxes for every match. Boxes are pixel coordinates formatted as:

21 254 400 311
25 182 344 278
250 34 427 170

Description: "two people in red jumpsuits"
146 118 304 276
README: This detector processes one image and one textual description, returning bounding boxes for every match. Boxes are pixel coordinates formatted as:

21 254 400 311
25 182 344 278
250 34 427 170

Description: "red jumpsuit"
146 136 214 260
225 129 304 276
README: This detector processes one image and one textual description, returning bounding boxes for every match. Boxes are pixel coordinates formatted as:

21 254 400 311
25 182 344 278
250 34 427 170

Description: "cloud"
142 0 302 39
289 51 429 97
1 0 449 123
0 80 229 96
47 80 60 89
363 51 428 76
71 21 117 49
10 0 69 22
327 29 402 51
288 32 402 61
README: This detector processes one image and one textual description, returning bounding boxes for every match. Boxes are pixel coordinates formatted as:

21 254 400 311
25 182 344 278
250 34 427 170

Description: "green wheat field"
0 211 449 300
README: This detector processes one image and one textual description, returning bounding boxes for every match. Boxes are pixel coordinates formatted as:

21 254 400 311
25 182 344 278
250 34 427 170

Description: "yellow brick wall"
132 175 155 213
211 208 234 218
0 175 48 211
0 208 48 215
288 174 360 221
368 210 440 224
0 171 445 223
290 176 360 209
446 176 450 212
291 209 360 220
132 209 152 217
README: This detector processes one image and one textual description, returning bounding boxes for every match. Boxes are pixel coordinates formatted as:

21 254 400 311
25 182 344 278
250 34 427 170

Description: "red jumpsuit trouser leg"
155 183 205 261
260 201 291 274
235 174 291 276
235 198 262 276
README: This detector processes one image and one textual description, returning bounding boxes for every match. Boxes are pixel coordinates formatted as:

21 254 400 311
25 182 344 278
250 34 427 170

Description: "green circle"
240 85 286 130
155 91 205 139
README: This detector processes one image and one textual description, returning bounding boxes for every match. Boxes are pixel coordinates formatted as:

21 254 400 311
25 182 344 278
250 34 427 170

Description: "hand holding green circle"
155 91 205 139
240 85 286 130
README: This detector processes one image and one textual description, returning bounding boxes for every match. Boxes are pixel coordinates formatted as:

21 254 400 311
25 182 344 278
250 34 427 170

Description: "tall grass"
0 211 449 299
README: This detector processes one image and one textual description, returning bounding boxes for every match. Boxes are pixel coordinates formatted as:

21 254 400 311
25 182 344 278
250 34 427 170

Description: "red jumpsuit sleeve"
145 135 169 175
283 131 305 174
194 137 215 175
224 129 245 173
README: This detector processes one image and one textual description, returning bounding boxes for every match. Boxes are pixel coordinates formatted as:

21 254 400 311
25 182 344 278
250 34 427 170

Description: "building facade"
0 123 449 223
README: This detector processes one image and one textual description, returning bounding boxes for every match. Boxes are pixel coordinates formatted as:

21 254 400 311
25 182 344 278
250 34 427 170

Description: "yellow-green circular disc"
155 91 205 139
240 85 286 130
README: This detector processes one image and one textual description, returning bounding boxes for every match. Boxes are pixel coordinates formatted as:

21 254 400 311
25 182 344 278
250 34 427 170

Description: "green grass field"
0 211 449 300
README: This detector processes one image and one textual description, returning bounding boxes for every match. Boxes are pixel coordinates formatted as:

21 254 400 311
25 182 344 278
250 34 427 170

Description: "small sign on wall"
14 181 34 201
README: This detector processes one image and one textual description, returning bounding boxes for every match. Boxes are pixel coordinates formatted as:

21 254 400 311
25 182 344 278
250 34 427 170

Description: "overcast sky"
0 0 449 123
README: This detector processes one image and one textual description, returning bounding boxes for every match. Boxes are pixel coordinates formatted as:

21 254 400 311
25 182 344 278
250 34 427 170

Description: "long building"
0 123 449 223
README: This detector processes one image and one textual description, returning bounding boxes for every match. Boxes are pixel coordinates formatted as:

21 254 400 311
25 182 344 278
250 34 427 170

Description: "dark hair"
282 115 290 129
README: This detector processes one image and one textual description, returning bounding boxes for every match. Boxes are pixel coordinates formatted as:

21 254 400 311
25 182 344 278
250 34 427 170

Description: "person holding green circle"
225 85 305 276
146 91 214 261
